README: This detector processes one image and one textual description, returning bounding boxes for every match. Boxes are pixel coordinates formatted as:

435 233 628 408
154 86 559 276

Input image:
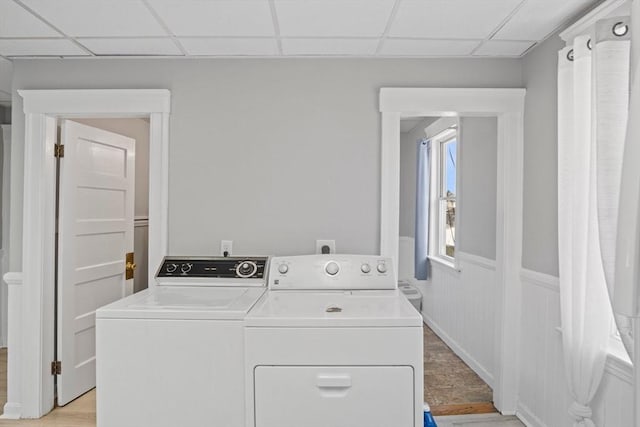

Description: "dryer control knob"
377 263 387 274
278 264 289 274
166 263 178 273
181 263 193 273
361 263 371 273
325 261 340 276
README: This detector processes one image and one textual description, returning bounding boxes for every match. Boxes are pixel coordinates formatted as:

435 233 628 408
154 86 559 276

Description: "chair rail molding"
379 87 525 414
15 89 170 418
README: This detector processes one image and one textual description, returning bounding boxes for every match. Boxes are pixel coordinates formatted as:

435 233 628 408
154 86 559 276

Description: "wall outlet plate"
221 240 233 256
316 240 335 254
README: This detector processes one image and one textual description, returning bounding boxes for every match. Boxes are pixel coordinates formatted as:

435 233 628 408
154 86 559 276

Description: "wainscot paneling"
412 250 497 388
517 269 633 427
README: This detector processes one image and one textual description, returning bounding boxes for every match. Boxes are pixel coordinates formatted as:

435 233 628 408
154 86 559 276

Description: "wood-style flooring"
424 325 496 416
0 325 496 425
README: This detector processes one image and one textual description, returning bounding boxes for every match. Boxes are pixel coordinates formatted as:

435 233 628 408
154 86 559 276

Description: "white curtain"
557 15 632 427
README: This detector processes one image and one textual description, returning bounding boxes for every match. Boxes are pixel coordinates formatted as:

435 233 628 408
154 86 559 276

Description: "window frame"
426 119 461 272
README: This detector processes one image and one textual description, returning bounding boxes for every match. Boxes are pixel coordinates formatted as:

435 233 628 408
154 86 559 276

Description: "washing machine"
244 254 424 427
96 256 269 427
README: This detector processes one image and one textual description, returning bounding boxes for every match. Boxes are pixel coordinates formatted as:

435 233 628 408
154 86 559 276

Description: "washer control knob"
278 263 289 274
237 261 257 277
377 263 387 274
166 263 178 273
325 261 340 276
180 263 193 274
361 263 371 273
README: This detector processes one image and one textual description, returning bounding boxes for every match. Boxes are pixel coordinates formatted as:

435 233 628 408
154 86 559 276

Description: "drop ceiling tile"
20 0 168 37
78 38 182 56
494 0 594 41
282 38 379 55
179 38 278 56
148 0 274 37
0 39 89 57
275 0 395 37
379 39 479 56
0 0 60 37
389 0 521 39
474 40 535 56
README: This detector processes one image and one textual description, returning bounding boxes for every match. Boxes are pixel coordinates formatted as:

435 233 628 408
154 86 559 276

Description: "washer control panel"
157 256 268 279
269 254 395 290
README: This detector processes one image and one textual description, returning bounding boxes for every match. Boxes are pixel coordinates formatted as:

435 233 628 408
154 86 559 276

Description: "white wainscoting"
409 248 497 388
517 269 634 427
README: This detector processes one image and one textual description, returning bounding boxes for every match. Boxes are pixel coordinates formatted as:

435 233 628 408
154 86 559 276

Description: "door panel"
57 120 135 406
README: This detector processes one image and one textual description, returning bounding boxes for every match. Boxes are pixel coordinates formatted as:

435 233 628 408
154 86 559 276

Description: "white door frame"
4 89 170 419
379 87 525 414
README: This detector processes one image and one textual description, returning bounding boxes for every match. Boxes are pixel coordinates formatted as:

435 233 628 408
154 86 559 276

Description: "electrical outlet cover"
315 240 335 254
221 240 233 256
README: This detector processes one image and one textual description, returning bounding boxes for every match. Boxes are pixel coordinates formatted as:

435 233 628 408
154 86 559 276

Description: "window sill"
554 327 632 384
428 255 461 273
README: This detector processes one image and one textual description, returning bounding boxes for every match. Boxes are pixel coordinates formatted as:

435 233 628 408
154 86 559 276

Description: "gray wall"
0 106 9 124
458 117 497 260
9 58 522 270
521 35 564 276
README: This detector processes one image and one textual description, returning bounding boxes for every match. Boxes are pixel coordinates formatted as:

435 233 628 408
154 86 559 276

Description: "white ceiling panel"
78 38 182 56
148 0 274 37
20 0 168 37
282 38 379 56
380 39 479 56
275 0 395 37
494 0 594 41
0 39 89 56
0 0 60 37
474 40 535 56
389 0 521 39
179 37 278 56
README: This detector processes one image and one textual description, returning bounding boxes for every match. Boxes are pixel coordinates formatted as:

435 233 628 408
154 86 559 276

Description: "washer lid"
245 290 422 327
96 286 266 320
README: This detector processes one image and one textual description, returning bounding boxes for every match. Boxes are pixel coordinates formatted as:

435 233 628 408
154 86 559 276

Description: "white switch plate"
221 240 233 256
316 240 335 254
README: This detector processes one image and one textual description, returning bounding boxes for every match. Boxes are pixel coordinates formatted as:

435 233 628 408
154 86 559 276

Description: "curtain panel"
558 15 632 427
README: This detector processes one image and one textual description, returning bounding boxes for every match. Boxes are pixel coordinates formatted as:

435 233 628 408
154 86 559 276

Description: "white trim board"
8 89 170 419
379 87 525 414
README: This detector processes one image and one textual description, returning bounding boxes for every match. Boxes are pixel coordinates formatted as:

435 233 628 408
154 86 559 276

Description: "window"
427 125 458 268
439 135 457 260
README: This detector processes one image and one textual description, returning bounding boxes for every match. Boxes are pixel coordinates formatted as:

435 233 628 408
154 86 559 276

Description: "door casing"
5 89 170 419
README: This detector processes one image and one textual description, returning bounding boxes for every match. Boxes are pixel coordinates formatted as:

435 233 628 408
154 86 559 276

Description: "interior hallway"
424 325 496 416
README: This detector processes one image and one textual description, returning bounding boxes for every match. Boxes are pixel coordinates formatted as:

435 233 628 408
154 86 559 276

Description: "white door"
57 120 135 405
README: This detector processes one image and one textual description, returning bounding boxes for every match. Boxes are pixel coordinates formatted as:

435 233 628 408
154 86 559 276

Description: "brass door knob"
126 262 137 270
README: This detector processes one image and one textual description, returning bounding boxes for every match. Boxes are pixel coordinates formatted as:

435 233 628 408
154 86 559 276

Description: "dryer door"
254 366 414 427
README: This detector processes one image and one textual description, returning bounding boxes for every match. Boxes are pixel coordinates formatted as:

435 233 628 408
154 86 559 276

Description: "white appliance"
96 256 269 427
244 254 424 427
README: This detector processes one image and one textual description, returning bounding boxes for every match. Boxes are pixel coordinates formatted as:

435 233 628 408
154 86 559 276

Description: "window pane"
443 139 457 198
444 198 456 257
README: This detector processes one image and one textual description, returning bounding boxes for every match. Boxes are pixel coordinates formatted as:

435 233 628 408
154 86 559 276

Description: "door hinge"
54 144 64 158
51 360 62 375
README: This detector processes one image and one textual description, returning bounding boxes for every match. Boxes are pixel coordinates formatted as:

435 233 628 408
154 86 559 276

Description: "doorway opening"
52 117 150 407
399 115 497 416
4 89 169 419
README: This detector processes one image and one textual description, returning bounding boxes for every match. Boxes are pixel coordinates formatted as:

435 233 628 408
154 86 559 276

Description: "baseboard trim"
516 402 548 427
422 314 494 389
1 402 22 419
